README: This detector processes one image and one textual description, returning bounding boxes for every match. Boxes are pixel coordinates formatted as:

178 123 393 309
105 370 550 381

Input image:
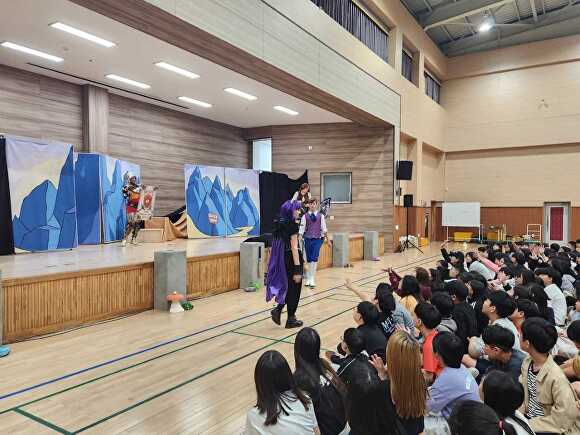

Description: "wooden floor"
0 243 458 434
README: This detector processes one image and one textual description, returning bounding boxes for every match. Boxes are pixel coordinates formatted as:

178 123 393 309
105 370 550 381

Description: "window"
311 0 388 62
252 138 271 171
321 172 352 204
402 50 413 82
424 72 441 104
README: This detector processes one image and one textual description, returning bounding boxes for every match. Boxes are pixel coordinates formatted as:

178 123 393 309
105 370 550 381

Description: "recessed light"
178 96 212 108
105 74 150 89
1 41 63 62
478 22 493 32
273 105 299 116
224 87 257 101
155 62 199 79
50 22 116 48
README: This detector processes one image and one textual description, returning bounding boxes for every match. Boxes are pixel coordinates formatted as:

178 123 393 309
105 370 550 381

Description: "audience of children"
246 240 580 435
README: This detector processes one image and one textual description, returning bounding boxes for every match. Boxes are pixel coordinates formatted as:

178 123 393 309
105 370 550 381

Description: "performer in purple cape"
266 200 304 328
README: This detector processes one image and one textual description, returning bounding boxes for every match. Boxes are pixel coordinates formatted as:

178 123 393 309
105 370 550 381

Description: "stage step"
137 228 164 243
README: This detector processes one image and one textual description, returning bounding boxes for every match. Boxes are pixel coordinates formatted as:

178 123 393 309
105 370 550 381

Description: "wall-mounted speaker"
403 194 413 208
396 161 413 181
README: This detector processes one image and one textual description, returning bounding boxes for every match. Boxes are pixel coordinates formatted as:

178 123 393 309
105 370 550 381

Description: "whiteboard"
442 202 480 227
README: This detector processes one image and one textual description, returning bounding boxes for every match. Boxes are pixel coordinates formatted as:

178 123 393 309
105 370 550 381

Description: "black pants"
277 250 303 318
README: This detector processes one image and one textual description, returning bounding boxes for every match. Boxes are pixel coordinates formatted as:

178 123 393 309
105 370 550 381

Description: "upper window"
424 72 441 104
311 0 388 62
402 50 413 82
321 172 352 204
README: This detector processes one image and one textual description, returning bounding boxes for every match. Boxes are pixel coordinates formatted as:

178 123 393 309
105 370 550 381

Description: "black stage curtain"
0 136 14 255
259 170 308 235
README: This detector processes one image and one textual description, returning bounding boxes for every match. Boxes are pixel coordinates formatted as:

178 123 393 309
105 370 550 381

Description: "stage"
0 233 385 343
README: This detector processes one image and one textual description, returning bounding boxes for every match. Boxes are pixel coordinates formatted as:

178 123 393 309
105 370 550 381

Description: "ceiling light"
224 87 258 101
1 41 63 62
178 96 212 108
478 22 493 32
155 62 199 79
105 74 150 89
50 22 115 48
479 12 494 33
273 105 299 116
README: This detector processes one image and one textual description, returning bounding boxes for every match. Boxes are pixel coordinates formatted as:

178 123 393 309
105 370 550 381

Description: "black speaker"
396 161 413 181
403 194 413 208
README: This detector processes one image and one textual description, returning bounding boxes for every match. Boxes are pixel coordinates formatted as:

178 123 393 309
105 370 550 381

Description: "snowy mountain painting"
99 155 140 242
74 153 101 245
184 165 260 238
6 136 78 252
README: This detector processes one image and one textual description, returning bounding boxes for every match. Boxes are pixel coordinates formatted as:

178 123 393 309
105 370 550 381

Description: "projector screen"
442 202 480 227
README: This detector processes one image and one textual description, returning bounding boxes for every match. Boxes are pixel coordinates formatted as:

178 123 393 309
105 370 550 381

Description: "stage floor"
0 233 368 281
0 238 247 281
0 243 459 434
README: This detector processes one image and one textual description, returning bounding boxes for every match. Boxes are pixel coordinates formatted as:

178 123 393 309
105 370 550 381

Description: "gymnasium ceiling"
0 0 348 127
401 0 580 56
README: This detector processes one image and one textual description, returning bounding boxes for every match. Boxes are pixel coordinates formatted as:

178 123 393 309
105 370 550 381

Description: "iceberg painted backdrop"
225 168 260 237
185 165 260 238
99 155 140 242
6 136 78 252
74 153 101 245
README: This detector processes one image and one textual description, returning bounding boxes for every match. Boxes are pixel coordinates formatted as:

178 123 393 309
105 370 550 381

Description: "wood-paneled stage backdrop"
1 234 383 343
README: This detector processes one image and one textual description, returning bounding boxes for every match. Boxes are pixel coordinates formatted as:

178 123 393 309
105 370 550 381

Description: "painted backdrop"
74 153 101 245
6 136 77 252
185 165 260 238
225 168 260 237
100 155 140 242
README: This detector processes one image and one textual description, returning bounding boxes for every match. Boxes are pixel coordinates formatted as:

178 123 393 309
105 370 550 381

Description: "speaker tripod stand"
400 202 423 254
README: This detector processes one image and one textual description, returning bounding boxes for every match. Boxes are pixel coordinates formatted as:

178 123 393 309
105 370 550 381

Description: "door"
544 203 569 244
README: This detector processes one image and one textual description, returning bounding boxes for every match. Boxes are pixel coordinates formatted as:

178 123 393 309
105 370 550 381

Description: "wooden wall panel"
433 206 544 241
349 236 364 262
186 253 240 298
82 85 109 153
108 94 250 215
271 123 394 247
0 65 83 148
2 264 153 342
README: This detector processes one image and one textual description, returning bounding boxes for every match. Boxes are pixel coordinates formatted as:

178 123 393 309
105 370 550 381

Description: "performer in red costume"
121 173 143 246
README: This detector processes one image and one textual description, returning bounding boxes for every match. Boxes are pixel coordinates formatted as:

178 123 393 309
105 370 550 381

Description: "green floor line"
14 408 72 435
326 297 363 304
4 253 441 432
1 292 337 416
73 305 356 433
231 330 334 353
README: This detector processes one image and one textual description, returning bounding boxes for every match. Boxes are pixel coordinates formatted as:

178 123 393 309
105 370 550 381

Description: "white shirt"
245 392 318 435
493 317 522 351
505 411 536 435
543 283 567 326
299 211 327 237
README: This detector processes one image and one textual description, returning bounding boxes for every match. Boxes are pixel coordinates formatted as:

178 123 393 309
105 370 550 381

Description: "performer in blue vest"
299 198 328 288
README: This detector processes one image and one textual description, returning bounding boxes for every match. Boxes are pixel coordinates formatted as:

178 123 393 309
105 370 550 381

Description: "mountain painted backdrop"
7 137 77 252
185 165 260 238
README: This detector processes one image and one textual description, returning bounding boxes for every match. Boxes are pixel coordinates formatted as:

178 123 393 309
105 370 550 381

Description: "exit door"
544 203 569 245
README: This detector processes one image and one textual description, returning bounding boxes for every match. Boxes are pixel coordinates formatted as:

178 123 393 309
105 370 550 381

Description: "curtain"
0 136 15 255
312 0 388 62
259 170 308 235
402 51 413 82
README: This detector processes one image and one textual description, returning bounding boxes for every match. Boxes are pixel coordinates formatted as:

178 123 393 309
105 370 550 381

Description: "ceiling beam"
529 0 538 22
422 0 515 30
442 3 580 55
